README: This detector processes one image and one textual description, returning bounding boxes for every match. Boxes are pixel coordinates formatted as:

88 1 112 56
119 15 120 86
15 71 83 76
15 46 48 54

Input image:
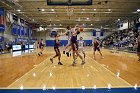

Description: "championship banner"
93 30 96 36
12 23 17 35
21 26 24 36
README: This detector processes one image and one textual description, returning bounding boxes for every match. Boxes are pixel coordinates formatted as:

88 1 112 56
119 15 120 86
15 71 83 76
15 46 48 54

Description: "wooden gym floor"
0 47 140 89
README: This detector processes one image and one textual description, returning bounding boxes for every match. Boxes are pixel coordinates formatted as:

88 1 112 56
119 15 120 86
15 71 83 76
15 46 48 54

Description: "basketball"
79 27 84 32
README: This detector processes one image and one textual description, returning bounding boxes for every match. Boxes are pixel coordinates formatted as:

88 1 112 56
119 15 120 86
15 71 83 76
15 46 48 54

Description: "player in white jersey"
62 26 73 56
78 37 86 60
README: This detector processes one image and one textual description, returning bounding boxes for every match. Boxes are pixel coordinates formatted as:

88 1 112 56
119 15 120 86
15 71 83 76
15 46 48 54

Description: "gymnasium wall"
33 28 113 46
4 12 29 42
0 9 33 49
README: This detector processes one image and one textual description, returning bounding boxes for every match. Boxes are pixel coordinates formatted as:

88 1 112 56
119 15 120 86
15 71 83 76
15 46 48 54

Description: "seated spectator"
0 45 4 54
6 42 12 52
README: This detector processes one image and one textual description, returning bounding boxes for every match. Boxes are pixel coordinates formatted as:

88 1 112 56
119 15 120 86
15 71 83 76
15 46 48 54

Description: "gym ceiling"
0 0 140 28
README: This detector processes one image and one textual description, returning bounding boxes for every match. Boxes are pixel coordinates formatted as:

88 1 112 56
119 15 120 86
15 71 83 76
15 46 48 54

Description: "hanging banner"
93 30 96 36
0 24 5 32
30 25 33 37
12 23 17 35
17 25 21 36
0 8 4 24
21 26 24 36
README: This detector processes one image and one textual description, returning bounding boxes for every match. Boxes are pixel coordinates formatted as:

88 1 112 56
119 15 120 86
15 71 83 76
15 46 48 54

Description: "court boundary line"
1 86 140 89
87 56 132 86
7 55 52 87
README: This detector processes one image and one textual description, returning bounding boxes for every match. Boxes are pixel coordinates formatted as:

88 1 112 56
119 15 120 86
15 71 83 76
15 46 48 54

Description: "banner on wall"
21 26 24 36
100 31 104 36
17 25 21 36
0 36 3 42
0 8 4 25
0 8 4 15
136 23 140 30
0 24 5 32
92 30 96 36
25 27 29 36
12 23 17 35
29 25 33 37
100 29 104 36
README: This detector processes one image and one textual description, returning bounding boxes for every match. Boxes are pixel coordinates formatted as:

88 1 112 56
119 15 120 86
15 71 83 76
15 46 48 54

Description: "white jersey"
79 40 84 48
67 30 72 40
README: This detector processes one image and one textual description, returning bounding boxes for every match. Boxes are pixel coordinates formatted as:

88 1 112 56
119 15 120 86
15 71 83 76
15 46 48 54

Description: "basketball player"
50 33 63 65
93 38 104 60
62 26 72 57
137 34 140 61
78 37 86 61
71 26 85 66
39 39 44 56
34 39 40 55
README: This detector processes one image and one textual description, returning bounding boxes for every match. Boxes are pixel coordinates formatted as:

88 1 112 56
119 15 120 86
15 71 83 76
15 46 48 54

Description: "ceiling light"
91 24 93 26
82 9 85 11
87 18 89 20
94 9 96 11
41 9 45 11
17 9 21 12
137 9 140 12
108 9 111 11
51 9 55 11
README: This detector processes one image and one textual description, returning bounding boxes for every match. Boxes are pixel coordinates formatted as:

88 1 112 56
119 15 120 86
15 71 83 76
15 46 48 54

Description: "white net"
67 8 73 16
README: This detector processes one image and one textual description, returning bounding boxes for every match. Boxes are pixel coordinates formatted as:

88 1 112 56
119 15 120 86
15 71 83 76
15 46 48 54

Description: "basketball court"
0 0 140 93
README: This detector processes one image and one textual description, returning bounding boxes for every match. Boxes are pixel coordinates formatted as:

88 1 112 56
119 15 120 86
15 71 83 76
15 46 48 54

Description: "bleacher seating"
102 29 139 52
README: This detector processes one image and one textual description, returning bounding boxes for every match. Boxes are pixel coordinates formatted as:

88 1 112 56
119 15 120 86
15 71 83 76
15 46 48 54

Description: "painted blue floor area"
0 88 140 93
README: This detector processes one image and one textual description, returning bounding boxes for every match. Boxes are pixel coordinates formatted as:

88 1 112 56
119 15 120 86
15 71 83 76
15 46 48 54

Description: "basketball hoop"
67 8 73 16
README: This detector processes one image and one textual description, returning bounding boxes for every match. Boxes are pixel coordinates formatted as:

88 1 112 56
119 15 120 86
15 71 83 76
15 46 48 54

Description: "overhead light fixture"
51 9 55 11
17 9 21 12
108 9 111 11
82 9 85 11
94 9 96 11
41 9 45 11
137 9 140 12
91 24 93 26
87 18 89 20
118 19 120 21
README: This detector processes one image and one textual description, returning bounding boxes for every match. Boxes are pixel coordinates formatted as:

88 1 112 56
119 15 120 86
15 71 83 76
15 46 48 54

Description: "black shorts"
71 43 78 51
54 47 60 56
94 47 100 51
